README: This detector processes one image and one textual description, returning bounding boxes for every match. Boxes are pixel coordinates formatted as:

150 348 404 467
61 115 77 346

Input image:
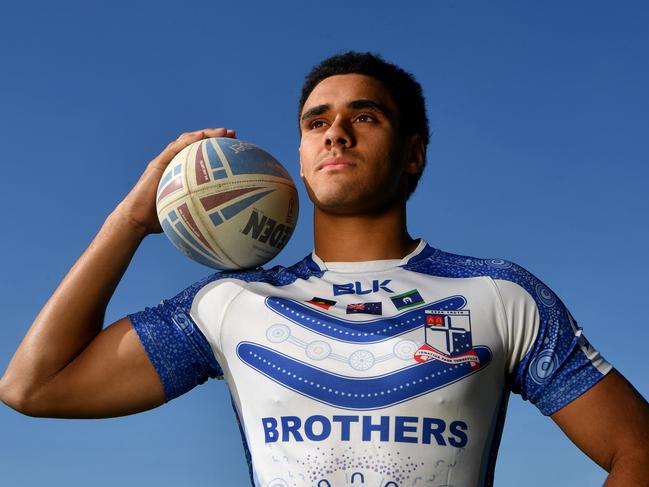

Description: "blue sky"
1 1 647 485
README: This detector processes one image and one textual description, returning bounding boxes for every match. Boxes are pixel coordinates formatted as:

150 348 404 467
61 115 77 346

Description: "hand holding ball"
156 137 298 270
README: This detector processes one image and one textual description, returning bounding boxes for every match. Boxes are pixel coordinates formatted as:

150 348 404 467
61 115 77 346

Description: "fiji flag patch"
346 302 382 315
306 297 336 310
390 289 424 310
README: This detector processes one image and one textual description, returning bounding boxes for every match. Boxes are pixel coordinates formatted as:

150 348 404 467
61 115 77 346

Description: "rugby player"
1 52 648 486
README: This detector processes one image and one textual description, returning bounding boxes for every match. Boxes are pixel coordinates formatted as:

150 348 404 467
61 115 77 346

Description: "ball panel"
175 201 219 255
156 144 192 209
159 204 230 269
193 139 213 186
160 196 237 269
156 175 184 205
215 184 298 268
198 186 266 213
215 138 292 180
202 138 230 185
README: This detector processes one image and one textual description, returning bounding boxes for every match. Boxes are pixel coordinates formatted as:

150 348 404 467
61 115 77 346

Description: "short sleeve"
129 286 223 402
493 267 612 416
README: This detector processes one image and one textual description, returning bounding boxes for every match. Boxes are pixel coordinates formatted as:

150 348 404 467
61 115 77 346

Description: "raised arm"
0 128 235 418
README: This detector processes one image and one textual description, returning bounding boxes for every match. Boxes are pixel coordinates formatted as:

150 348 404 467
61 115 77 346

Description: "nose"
324 117 354 148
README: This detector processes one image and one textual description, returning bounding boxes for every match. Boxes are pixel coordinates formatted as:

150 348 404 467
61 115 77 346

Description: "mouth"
318 156 356 171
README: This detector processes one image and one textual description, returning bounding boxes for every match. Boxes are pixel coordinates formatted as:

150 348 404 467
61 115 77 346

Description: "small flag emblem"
390 289 424 310
346 302 382 315
306 297 336 310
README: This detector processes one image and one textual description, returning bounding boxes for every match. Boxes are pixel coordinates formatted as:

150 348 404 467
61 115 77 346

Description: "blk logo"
333 280 393 296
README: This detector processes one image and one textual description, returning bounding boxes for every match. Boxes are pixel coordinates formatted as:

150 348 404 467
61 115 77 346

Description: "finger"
172 127 238 147
203 127 235 138
175 127 224 144
151 128 237 169
162 128 224 158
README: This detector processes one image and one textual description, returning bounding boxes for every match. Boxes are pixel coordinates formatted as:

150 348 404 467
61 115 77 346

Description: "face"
299 74 422 215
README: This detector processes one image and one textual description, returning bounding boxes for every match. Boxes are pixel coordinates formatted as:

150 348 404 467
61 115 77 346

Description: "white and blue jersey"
129 240 611 487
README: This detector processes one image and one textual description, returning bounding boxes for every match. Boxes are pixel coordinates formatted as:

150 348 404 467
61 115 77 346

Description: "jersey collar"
308 239 434 273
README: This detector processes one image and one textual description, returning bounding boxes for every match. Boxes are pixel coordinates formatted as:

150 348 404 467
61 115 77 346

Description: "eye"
355 113 376 123
309 119 327 129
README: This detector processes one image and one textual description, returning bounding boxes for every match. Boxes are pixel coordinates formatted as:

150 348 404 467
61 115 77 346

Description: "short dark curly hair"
299 52 430 197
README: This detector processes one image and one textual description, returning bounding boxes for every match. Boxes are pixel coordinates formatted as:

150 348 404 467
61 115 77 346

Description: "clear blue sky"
1 1 647 485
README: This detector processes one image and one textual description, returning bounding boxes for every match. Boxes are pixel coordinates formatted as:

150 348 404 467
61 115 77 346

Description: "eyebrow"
300 99 390 123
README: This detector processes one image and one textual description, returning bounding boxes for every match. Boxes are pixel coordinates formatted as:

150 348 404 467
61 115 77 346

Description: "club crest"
414 310 480 369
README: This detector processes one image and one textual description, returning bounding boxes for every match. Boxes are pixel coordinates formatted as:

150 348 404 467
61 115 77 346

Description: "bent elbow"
0 376 48 417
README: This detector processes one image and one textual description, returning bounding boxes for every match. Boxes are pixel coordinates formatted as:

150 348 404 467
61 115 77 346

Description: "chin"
305 181 358 208
304 179 403 215
314 194 359 212
317 193 401 216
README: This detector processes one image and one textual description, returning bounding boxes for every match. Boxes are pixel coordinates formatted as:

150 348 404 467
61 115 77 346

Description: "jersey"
129 240 611 487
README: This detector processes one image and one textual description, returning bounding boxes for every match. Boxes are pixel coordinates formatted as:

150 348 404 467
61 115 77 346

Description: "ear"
403 134 425 175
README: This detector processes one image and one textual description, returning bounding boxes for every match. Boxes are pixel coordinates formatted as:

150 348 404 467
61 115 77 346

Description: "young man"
1 52 648 486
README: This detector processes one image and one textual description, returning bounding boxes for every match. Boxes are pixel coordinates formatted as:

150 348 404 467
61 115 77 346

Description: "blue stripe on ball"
221 190 275 220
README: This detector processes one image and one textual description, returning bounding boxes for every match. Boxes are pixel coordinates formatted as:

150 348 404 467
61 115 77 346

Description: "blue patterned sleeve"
128 287 223 402
493 266 612 416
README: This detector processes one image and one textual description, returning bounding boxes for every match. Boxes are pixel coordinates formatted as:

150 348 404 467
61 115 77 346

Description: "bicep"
551 369 649 472
25 317 165 419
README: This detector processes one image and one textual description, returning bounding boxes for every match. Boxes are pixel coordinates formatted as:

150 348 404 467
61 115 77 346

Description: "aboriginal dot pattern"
296 446 424 486
403 248 608 415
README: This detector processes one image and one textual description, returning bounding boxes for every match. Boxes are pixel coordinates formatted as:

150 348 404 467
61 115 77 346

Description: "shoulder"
168 253 324 308
405 246 570 320
407 246 543 289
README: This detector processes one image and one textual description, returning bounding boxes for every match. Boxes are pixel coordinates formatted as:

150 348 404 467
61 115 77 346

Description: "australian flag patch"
346 302 382 315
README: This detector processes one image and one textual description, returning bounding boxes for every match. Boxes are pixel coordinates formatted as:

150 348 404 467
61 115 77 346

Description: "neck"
313 202 417 262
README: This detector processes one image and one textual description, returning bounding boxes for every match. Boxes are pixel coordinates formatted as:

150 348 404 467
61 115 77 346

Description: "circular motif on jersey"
529 349 558 384
268 479 289 487
266 324 291 343
172 312 193 332
349 350 375 370
306 340 332 360
393 340 418 360
486 258 513 269
535 283 556 307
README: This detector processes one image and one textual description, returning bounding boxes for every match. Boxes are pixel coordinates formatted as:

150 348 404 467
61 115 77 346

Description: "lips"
318 156 356 171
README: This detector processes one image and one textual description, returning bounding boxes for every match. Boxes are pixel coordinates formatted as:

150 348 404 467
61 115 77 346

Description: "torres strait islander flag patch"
390 289 424 310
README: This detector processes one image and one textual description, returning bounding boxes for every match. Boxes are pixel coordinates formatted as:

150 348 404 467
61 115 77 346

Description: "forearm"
603 451 649 487
0 209 147 403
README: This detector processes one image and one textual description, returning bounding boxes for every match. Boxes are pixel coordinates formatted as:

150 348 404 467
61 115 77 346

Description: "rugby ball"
156 137 298 270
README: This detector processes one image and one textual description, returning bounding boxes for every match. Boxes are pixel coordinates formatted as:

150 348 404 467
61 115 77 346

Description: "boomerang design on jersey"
237 341 492 410
129 241 611 487
239 294 491 409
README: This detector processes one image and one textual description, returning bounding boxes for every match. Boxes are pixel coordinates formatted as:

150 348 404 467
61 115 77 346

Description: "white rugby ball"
156 137 299 270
